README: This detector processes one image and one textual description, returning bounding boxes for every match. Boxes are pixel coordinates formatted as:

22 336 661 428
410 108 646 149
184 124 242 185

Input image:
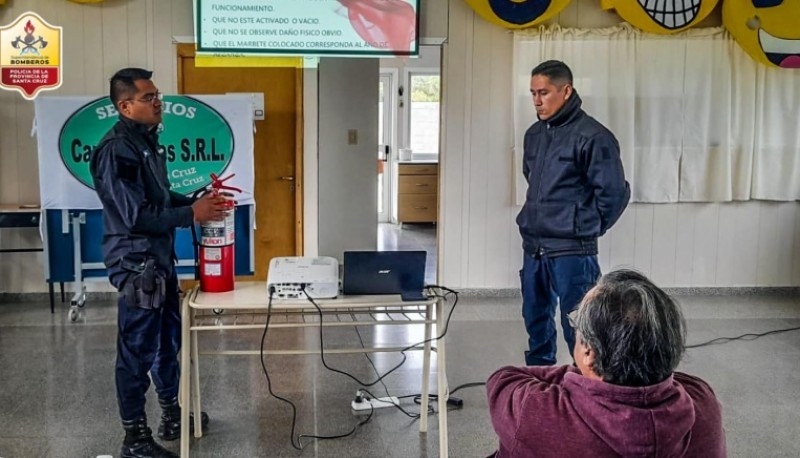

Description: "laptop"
342 251 427 301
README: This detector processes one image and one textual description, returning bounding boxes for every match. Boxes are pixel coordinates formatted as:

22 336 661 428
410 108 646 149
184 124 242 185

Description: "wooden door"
177 44 303 280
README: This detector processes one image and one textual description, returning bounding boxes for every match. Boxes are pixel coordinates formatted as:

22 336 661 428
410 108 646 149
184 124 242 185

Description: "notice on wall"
195 0 419 56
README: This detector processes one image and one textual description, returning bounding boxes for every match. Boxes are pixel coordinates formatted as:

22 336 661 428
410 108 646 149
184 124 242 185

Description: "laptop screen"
342 251 426 296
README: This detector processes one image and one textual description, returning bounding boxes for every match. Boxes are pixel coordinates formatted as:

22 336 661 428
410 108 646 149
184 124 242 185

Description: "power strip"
351 396 399 413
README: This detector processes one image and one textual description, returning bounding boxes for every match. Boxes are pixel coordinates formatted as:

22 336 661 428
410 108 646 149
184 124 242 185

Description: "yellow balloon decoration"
723 0 800 68
599 0 720 34
464 0 573 29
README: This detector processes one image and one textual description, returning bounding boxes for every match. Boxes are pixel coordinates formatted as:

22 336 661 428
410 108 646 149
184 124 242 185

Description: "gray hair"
574 269 686 386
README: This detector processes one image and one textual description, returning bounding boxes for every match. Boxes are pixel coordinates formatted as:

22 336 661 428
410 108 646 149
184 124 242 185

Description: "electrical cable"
686 325 800 349
300 284 460 420
352 316 434 419
259 288 374 450
259 289 302 450
450 381 487 395
405 381 487 410
268 277 798 445
301 284 460 389
360 387 431 419
352 321 392 397
263 274 800 445
399 382 486 399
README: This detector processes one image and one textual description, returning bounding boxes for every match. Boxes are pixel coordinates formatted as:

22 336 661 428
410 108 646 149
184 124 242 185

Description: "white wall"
420 0 449 43
317 58 379 261
438 0 800 288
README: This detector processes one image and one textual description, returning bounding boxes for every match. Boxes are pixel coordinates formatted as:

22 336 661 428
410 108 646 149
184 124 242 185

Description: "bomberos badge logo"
59 96 235 195
0 12 62 99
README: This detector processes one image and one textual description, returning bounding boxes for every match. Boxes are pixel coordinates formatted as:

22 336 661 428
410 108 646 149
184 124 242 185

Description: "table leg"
180 291 192 457
437 298 449 458
419 302 433 433
60 282 65 302
49 282 54 313
191 321 202 438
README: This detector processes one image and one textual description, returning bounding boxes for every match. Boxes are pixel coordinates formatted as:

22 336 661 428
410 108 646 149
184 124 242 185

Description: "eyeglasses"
129 91 162 104
567 310 579 329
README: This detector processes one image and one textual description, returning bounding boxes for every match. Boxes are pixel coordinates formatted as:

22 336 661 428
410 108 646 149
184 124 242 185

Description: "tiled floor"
1 291 799 457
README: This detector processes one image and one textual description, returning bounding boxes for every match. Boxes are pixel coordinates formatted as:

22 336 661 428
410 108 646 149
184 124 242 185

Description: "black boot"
121 417 178 458
158 396 210 441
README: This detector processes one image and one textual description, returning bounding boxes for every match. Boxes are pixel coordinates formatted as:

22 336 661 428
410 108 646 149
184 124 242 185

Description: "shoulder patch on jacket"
114 156 140 182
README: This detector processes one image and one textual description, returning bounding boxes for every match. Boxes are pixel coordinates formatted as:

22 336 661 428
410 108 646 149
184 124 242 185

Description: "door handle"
280 176 295 181
378 144 390 162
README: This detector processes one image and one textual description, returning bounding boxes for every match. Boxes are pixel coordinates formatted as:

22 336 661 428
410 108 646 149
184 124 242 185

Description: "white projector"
267 256 339 299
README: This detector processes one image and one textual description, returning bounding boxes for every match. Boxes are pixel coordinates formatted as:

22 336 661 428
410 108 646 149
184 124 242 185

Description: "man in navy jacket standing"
516 60 629 366
91 68 226 457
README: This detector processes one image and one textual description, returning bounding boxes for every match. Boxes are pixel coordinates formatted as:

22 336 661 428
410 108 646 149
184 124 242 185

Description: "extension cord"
351 396 399 413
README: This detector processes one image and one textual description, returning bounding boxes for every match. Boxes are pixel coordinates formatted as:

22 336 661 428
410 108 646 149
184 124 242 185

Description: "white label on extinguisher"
204 263 222 277
203 247 222 261
226 211 235 244
201 211 234 247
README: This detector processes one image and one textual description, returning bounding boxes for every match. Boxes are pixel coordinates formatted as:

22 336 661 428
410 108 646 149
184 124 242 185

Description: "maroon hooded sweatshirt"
487 365 725 458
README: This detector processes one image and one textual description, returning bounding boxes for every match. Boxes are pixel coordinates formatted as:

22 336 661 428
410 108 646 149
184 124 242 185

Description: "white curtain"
513 24 800 203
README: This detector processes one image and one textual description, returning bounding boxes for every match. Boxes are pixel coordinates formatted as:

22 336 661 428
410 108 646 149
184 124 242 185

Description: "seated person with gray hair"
487 269 725 457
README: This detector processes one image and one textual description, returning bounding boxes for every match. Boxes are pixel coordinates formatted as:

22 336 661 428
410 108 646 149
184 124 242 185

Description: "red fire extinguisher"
199 173 241 293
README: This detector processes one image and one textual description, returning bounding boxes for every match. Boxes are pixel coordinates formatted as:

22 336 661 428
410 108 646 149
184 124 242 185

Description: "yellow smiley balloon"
464 0 574 29
600 0 720 34
724 0 800 68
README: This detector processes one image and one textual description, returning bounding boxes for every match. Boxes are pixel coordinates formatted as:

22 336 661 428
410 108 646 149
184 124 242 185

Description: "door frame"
176 44 304 256
378 70 397 223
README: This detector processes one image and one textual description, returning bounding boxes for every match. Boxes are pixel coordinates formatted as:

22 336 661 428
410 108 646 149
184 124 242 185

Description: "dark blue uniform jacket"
516 91 630 257
90 116 194 284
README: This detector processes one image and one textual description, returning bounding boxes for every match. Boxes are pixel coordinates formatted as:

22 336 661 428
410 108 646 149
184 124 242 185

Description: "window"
408 73 440 156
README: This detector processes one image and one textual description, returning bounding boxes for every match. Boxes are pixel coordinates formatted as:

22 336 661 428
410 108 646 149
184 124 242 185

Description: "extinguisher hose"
189 188 208 281
190 173 240 282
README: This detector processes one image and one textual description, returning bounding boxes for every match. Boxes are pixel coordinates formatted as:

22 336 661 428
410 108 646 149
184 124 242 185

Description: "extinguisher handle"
209 173 243 194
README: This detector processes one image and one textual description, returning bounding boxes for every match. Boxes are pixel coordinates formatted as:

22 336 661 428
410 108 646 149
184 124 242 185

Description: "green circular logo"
58 96 235 195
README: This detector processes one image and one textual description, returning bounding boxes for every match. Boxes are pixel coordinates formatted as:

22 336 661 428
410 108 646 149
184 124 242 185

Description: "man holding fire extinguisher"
90 68 229 458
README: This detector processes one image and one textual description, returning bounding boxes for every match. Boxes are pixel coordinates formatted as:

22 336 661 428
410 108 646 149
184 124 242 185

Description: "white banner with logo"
34 94 255 209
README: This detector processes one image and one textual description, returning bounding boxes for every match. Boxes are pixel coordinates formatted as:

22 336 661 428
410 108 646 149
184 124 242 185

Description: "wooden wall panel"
465 16 492 286
484 24 515 287
692 204 720 286
793 208 800 283
439 1 798 289
632 205 654 278
439 0 469 285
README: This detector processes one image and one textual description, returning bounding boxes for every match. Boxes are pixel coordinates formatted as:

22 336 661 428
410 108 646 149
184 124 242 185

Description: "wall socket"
347 129 358 145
